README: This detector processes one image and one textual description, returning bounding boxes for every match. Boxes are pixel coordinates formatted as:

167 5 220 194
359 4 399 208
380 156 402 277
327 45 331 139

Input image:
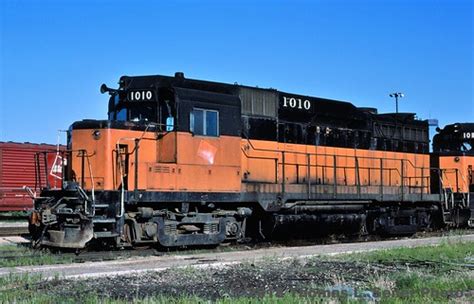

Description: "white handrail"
115 123 153 218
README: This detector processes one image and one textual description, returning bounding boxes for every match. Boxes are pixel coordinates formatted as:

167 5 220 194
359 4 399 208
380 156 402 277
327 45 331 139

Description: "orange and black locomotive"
29 73 473 249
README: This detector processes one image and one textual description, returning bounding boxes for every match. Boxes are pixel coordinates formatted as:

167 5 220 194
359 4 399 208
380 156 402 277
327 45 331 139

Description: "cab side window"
190 108 219 137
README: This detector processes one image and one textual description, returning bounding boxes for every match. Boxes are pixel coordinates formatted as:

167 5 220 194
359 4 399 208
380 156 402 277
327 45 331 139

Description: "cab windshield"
434 138 474 154
107 89 176 131
107 91 158 122
111 104 157 122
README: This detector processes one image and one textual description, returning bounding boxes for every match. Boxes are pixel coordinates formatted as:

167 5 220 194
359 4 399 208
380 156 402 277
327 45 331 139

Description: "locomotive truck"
28 73 474 249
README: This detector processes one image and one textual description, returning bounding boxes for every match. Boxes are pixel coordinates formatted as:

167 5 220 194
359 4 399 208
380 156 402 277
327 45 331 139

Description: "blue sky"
0 0 472 144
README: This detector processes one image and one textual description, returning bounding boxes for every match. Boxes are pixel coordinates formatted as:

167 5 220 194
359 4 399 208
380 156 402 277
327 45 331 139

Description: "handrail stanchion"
400 159 404 201
421 169 424 200
455 169 459 192
307 154 311 199
380 158 383 200
35 153 41 191
43 152 50 189
333 155 337 198
134 139 139 191
355 156 361 198
81 150 85 189
282 151 285 195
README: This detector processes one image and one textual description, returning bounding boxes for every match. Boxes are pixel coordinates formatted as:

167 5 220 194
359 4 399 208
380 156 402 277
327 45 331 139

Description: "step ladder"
91 203 119 239
442 190 455 226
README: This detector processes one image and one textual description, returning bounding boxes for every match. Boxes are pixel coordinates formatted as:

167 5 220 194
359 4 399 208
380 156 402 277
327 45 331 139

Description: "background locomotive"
28 73 473 249
432 123 474 225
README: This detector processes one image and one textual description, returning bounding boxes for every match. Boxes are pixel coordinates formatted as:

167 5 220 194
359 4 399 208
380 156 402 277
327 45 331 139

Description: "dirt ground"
38 258 393 301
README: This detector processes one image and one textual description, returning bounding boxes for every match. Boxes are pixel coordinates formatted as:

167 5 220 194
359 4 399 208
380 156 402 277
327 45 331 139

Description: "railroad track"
0 224 29 237
75 227 474 263
0 228 472 264
0 248 161 264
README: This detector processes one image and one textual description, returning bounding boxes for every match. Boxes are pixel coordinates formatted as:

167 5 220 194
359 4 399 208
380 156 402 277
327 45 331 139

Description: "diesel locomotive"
28 73 474 249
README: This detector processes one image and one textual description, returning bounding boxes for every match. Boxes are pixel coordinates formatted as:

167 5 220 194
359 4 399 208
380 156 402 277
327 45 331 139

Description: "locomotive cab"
432 123 474 226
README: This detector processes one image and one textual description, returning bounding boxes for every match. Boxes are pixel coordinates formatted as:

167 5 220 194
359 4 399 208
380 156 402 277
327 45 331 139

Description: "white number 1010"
283 96 311 110
130 91 153 101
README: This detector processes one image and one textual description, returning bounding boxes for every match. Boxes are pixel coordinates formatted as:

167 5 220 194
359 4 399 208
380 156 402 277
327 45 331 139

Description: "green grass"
372 272 474 303
0 244 73 267
342 238 474 272
346 238 474 262
89 294 328 304
340 241 474 303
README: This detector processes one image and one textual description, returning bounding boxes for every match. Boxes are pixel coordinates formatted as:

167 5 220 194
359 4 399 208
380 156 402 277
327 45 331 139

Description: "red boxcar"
0 142 65 211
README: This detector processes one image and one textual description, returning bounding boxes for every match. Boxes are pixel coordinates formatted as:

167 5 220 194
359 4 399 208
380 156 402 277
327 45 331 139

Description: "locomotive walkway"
1 234 473 280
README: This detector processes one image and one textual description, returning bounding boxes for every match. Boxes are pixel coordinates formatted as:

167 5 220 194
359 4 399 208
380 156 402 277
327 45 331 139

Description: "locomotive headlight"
92 130 101 140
